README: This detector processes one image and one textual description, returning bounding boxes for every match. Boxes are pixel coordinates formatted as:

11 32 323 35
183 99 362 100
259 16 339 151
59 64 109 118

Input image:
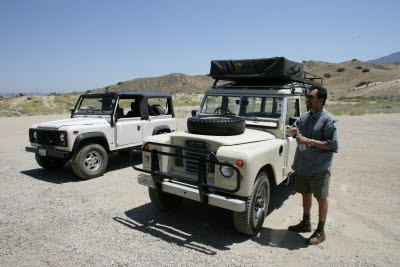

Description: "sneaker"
307 230 326 245
288 221 312 232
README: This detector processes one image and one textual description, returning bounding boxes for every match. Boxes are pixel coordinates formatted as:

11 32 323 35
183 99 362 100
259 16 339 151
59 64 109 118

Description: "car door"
115 98 143 147
115 117 143 147
285 97 300 174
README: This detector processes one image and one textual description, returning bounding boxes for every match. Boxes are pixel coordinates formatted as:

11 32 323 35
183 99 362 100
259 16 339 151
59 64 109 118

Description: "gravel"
0 113 399 266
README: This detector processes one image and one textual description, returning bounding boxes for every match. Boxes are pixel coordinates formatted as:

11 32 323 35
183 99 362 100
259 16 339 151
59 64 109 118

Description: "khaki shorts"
295 170 331 198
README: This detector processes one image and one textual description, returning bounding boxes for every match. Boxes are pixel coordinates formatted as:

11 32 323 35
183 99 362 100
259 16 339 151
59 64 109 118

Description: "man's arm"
296 137 332 150
296 118 339 152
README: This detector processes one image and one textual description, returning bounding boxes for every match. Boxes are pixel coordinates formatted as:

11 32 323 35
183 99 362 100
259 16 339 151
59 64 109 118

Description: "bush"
355 81 372 87
302 60 306 63
323 73 331 78
362 68 370 73
117 82 123 85
337 68 346 72
355 66 363 70
352 59 357 61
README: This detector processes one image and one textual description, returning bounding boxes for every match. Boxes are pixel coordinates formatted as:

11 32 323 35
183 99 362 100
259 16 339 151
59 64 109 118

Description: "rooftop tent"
210 57 304 82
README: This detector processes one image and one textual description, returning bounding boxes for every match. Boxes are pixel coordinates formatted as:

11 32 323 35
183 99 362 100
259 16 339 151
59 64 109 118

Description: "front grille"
37 130 60 146
183 140 215 174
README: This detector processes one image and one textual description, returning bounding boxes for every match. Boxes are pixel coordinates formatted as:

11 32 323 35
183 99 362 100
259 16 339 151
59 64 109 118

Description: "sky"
0 0 399 94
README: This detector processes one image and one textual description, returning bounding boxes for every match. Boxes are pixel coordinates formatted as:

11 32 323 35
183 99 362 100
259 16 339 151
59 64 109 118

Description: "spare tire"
187 115 245 136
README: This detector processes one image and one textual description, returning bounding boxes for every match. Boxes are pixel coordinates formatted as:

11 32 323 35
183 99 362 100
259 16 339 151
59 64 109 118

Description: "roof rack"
210 57 323 89
212 71 323 89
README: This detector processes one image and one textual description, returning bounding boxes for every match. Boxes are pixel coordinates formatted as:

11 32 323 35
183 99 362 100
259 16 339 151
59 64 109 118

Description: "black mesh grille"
37 130 60 146
184 140 215 174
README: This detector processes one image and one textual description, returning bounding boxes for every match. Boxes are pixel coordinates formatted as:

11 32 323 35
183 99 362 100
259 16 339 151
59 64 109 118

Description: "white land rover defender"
131 57 323 235
26 91 176 179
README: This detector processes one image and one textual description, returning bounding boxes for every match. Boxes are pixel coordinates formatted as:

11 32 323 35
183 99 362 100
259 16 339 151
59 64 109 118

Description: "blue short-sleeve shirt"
291 108 339 176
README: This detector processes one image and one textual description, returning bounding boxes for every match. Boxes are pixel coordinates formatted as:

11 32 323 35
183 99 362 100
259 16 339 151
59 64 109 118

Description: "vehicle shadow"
20 151 141 184
20 164 80 184
113 181 306 255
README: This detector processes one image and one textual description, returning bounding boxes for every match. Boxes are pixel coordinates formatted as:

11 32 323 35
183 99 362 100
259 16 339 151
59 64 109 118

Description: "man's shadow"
114 180 307 255
20 151 140 184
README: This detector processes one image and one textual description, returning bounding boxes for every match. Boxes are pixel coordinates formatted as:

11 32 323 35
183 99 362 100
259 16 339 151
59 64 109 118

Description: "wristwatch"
310 139 315 146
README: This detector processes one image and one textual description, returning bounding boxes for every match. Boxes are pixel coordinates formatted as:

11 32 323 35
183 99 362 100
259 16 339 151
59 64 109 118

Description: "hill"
303 60 400 95
93 60 400 96
368 51 400 64
93 73 214 94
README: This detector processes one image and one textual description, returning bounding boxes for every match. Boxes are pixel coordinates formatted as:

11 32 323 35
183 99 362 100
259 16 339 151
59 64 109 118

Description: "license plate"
138 174 155 189
39 148 47 156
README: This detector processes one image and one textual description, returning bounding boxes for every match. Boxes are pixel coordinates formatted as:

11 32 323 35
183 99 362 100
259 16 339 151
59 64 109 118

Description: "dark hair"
310 86 327 105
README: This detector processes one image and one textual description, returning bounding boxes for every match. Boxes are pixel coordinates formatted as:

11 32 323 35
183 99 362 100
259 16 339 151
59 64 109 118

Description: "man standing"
288 86 339 245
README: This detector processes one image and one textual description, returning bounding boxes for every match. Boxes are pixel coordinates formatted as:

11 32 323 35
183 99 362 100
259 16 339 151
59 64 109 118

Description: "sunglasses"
306 95 316 100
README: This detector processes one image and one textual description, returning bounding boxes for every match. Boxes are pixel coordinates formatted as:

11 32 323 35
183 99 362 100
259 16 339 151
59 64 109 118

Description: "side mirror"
191 110 198 117
289 117 299 125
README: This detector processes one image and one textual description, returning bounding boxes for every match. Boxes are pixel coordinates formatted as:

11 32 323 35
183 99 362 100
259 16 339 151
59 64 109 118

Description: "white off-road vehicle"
26 91 176 179
131 57 323 235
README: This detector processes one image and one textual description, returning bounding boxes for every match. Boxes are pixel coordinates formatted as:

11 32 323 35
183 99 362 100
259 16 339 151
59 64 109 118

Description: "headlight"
59 132 67 146
33 131 37 139
220 165 234 178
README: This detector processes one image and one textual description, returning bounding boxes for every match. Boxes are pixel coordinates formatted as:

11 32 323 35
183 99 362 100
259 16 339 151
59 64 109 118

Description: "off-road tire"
35 154 68 170
233 172 270 235
71 143 108 179
148 187 183 211
187 115 245 136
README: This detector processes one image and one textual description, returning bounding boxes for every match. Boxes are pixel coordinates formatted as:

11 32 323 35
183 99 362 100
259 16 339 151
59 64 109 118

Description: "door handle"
137 126 141 131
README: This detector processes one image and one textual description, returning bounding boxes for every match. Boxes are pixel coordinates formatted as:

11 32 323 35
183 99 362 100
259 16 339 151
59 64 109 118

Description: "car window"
77 96 116 114
240 96 282 118
286 98 300 125
200 95 240 115
148 98 169 116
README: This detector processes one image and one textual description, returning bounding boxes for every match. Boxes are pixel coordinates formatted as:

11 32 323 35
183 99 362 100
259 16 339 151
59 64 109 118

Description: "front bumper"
138 173 245 212
131 142 243 210
25 146 70 159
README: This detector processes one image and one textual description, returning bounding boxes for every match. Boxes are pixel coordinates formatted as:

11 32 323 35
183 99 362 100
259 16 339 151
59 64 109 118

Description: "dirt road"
0 113 399 266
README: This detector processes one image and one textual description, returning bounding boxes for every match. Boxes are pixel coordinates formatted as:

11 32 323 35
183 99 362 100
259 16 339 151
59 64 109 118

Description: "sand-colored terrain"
0 113 399 266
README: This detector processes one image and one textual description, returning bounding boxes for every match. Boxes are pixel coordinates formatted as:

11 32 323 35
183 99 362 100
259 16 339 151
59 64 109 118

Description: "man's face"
306 89 323 110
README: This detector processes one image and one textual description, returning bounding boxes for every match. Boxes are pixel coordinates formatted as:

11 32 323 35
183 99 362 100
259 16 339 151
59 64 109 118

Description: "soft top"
82 90 171 98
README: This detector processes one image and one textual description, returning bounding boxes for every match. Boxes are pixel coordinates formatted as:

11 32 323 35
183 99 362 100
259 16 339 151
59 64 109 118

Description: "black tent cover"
210 57 304 82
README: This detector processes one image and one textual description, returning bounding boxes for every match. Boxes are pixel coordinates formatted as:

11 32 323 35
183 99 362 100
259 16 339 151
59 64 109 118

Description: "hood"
36 117 109 129
170 128 276 146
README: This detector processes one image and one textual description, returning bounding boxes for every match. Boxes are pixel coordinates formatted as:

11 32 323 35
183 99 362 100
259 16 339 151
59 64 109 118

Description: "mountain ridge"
368 51 400 64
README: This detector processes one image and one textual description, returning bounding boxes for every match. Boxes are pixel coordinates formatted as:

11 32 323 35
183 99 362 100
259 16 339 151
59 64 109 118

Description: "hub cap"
84 151 101 172
253 185 267 225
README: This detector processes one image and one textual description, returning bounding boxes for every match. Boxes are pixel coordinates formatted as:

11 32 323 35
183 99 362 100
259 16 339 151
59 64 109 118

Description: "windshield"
200 95 283 119
76 96 116 114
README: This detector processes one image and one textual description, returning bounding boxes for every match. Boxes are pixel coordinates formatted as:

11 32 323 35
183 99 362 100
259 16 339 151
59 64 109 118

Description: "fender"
72 132 110 151
152 125 171 135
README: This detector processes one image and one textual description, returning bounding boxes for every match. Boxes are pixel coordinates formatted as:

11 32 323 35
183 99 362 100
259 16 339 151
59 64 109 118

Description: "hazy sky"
0 0 399 93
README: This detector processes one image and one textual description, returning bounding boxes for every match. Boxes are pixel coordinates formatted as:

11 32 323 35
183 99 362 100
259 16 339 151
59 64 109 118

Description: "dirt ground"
0 113 399 266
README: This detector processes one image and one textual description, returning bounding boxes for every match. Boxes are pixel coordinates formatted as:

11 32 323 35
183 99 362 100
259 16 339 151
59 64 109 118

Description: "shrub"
352 59 357 61
355 66 363 70
117 82 123 85
323 73 331 78
337 68 346 72
356 81 372 87
362 68 370 73
302 60 306 63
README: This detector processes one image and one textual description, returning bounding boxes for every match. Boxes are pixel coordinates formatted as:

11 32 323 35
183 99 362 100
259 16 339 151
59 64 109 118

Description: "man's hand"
289 127 298 138
296 136 310 145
